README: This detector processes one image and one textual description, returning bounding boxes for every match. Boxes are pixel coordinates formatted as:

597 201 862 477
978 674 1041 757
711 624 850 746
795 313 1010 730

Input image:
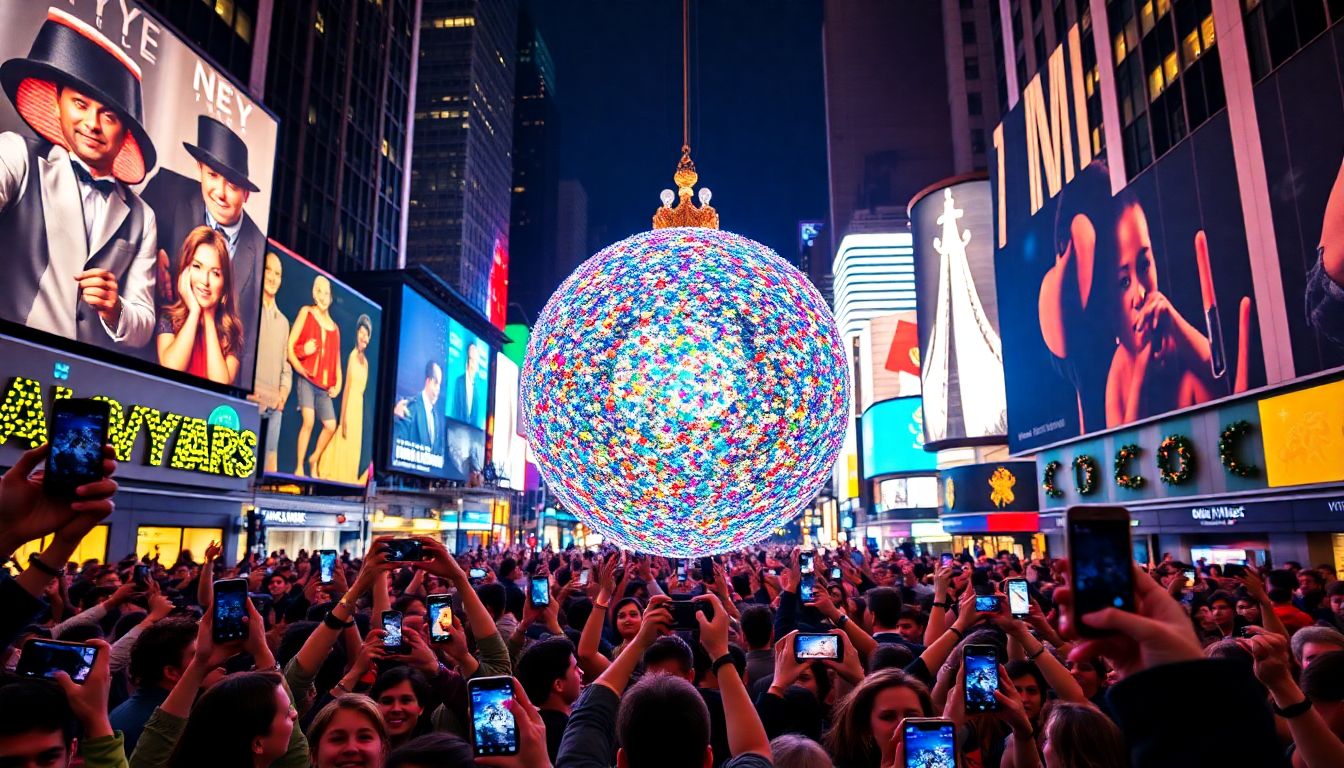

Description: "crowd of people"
4 444 1344 767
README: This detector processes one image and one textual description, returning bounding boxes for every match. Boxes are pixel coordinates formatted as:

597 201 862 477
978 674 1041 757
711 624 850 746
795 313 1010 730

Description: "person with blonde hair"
307 695 389 768
288 274 342 477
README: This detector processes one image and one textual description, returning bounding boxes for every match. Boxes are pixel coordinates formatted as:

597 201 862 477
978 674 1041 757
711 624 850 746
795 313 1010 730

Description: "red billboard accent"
488 237 509 330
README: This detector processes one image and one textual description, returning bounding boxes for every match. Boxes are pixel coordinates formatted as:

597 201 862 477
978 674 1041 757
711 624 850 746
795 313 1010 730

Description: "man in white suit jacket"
0 9 157 351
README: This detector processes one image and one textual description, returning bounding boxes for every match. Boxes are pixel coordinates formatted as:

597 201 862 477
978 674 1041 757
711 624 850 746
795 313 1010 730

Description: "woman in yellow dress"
318 314 373 483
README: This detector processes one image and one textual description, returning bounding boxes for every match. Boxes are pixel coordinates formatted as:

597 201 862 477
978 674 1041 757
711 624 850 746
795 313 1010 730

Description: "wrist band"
834 614 851 628
932 601 950 610
1028 644 1048 660
710 653 735 675
1273 697 1312 718
333 681 352 694
948 626 965 641
322 610 355 630
27 553 61 578
594 602 609 611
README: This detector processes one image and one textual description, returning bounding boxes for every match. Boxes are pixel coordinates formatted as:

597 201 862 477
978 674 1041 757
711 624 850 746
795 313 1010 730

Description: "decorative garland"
1072 455 1099 495
1042 460 1064 499
1218 420 1259 478
1114 444 1145 489
1155 434 1195 484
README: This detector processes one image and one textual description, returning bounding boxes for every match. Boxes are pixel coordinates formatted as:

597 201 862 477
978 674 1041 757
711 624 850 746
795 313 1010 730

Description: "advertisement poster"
992 25 1268 453
390 286 490 481
491 353 527 489
254 241 381 487
910 178 1007 449
0 1 277 388
1253 23 1344 377
858 310 920 411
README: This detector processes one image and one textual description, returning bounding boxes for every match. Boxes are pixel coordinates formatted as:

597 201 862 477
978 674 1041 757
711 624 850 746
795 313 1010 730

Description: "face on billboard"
254 242 381 487
991 23 1280 453
390 287 490 481
0 2 278 389
910 180 1006 448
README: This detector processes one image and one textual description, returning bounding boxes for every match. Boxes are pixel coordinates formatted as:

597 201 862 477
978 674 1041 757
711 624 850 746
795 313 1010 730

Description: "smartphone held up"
44 398 110 497
468 676 518 757
1065 506 1137 638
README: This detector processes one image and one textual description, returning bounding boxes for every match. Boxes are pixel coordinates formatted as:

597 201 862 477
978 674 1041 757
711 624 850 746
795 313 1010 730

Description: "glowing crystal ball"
521 227 850 557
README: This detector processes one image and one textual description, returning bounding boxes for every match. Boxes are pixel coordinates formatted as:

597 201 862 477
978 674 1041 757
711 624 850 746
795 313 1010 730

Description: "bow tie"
70 162 116 196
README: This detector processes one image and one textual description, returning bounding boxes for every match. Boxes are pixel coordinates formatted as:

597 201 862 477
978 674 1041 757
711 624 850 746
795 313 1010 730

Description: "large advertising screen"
857 310 921 412
389 286 490 481
491 353 527 489
0 2 277 389
253 241 381 487
910 178 1007 449
993 23 1276 453
860 396 937 478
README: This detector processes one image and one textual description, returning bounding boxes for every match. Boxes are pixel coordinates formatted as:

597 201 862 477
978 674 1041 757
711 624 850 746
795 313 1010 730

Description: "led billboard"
860 396 937 479
0 2 278 388
910 178 1007 449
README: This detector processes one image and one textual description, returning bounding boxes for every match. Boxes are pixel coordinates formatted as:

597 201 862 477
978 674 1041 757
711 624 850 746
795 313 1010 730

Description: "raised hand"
0 444 117 558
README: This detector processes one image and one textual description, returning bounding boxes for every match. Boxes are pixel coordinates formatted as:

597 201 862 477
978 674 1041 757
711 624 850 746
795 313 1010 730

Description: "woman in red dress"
287 275 342 477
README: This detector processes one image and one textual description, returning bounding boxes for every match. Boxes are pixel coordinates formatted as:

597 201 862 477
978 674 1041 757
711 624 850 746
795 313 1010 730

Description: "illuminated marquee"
0 376 257 479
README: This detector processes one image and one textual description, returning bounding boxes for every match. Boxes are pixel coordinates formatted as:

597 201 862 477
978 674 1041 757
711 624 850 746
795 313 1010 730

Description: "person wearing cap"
0 8 158 351
141 114 265 380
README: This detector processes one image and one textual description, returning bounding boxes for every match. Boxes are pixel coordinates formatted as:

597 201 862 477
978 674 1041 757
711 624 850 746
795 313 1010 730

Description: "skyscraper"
263 0 422 274
508 10 561 325
139 0 266 90
408 0 520 319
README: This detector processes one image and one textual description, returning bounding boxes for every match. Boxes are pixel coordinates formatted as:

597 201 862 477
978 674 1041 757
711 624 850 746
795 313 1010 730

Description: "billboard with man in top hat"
0 2 277 390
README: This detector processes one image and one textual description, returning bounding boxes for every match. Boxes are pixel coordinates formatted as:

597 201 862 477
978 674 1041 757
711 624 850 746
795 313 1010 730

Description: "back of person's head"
0 679 75 753
81 585 115 611
307 694 389 763
567 596 594 631
386 732 476 768
866 587 902 628
1043 701 1127 768
616 673 710 767
1204 639 1254 667
642 635 695 679
769 734 830 768
475 583 506 619
1290 625 1344 664
867 643 915 673
500 557 518 580
516 636 578 706
130 616 198 689
826 668 932 767
740 604 774 649
112 609 148 640
167 670 286 768
1267 569 1297 603
1301 651 1344 703
898 605 927 627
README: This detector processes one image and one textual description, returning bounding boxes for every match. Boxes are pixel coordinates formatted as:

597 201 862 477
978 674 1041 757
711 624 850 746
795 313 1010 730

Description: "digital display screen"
964 647 999 712
389 287 490 480
794 633 840 660
1069 516 1136 618
974 595 1000 613
860 396 938 479
19 640 97 683
318 551 336 583
903 722 956 768
48 405 108 486
471 682 517 755
428 599 453 643
799 573 816 602
382 613 403 649
530 578 550 607
1008 580 1029 615
213 585 247 641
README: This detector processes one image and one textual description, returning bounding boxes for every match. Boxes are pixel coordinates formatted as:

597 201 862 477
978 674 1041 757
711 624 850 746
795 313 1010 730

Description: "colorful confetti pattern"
520 228 850 556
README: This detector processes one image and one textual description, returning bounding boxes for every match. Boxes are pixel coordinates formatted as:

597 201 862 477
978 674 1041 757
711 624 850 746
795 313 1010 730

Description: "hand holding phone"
1065 506 1136 637
44 398 111 497
902 718 957 768
17 638 100 684
468 676 519 756
382 610 406 652
529 576 550 608
427 594 454 643
382 539 427 563
317 550 337 583
1007 578 1030 618
793 632 843 662
963 644 1000 713
211 578 249 643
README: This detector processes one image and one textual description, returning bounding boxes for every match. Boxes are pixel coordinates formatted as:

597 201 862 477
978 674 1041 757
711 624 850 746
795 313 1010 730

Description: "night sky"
528 0 829 265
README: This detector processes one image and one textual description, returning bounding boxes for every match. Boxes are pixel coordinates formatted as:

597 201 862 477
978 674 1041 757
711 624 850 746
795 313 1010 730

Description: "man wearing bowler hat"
142 114 265 380
0 8 158 350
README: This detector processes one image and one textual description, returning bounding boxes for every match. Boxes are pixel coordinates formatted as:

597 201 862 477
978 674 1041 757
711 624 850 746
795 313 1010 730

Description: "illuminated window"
430 16 476 28
1148 66 1165 101
235 10 253 44
1140 2 1155 35
137 526 224 563
1156 0 1170 19
1163 51 1179 85
1182 29 1202 67
9 526 109 573
1200 15 1215 49
214 0 234 25
1114 32 1127 64
315 11 325 35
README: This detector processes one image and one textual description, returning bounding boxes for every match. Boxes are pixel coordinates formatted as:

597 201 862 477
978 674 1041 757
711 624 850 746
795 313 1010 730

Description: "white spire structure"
923 187 1007 442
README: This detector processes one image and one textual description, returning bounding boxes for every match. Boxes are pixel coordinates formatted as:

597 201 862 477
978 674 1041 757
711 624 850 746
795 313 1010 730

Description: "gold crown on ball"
652 145 719 230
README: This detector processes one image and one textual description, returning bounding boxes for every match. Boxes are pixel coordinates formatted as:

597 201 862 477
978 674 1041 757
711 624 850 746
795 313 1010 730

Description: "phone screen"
799 573 816 602
700 556 715 583
384 539 424 562
974 595 1000 613
17 639 98 683
1068 510 1137 625
470 678 518 756
529 577 550 607
318 551 337 583
45 399 110 493
469 567 486 581
1183 568 1197 584
794 633 840 660
134 564 150 587
212 579 248 642
964 645 1000 712
939 553 954 568
382 611 404 649
677 561 688 580
800 552 814 574
1008 579 1030 616
578 569 590 586
427 596 453 643
903 721 956 768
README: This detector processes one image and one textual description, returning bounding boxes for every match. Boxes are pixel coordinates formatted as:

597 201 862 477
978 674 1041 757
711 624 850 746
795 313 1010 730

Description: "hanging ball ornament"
521 227 850 557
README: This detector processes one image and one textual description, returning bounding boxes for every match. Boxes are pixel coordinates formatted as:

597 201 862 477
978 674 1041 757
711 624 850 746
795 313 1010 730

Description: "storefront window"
137 526 223 564
8 525 108 572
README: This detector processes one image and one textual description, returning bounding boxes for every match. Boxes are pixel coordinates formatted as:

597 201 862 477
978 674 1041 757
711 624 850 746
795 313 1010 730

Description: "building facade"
408 0 520 318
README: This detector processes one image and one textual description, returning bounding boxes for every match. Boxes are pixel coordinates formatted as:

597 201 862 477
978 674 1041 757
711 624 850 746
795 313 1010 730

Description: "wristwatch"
1273 697 1312 719
710 653 735 676
834 614 851 628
